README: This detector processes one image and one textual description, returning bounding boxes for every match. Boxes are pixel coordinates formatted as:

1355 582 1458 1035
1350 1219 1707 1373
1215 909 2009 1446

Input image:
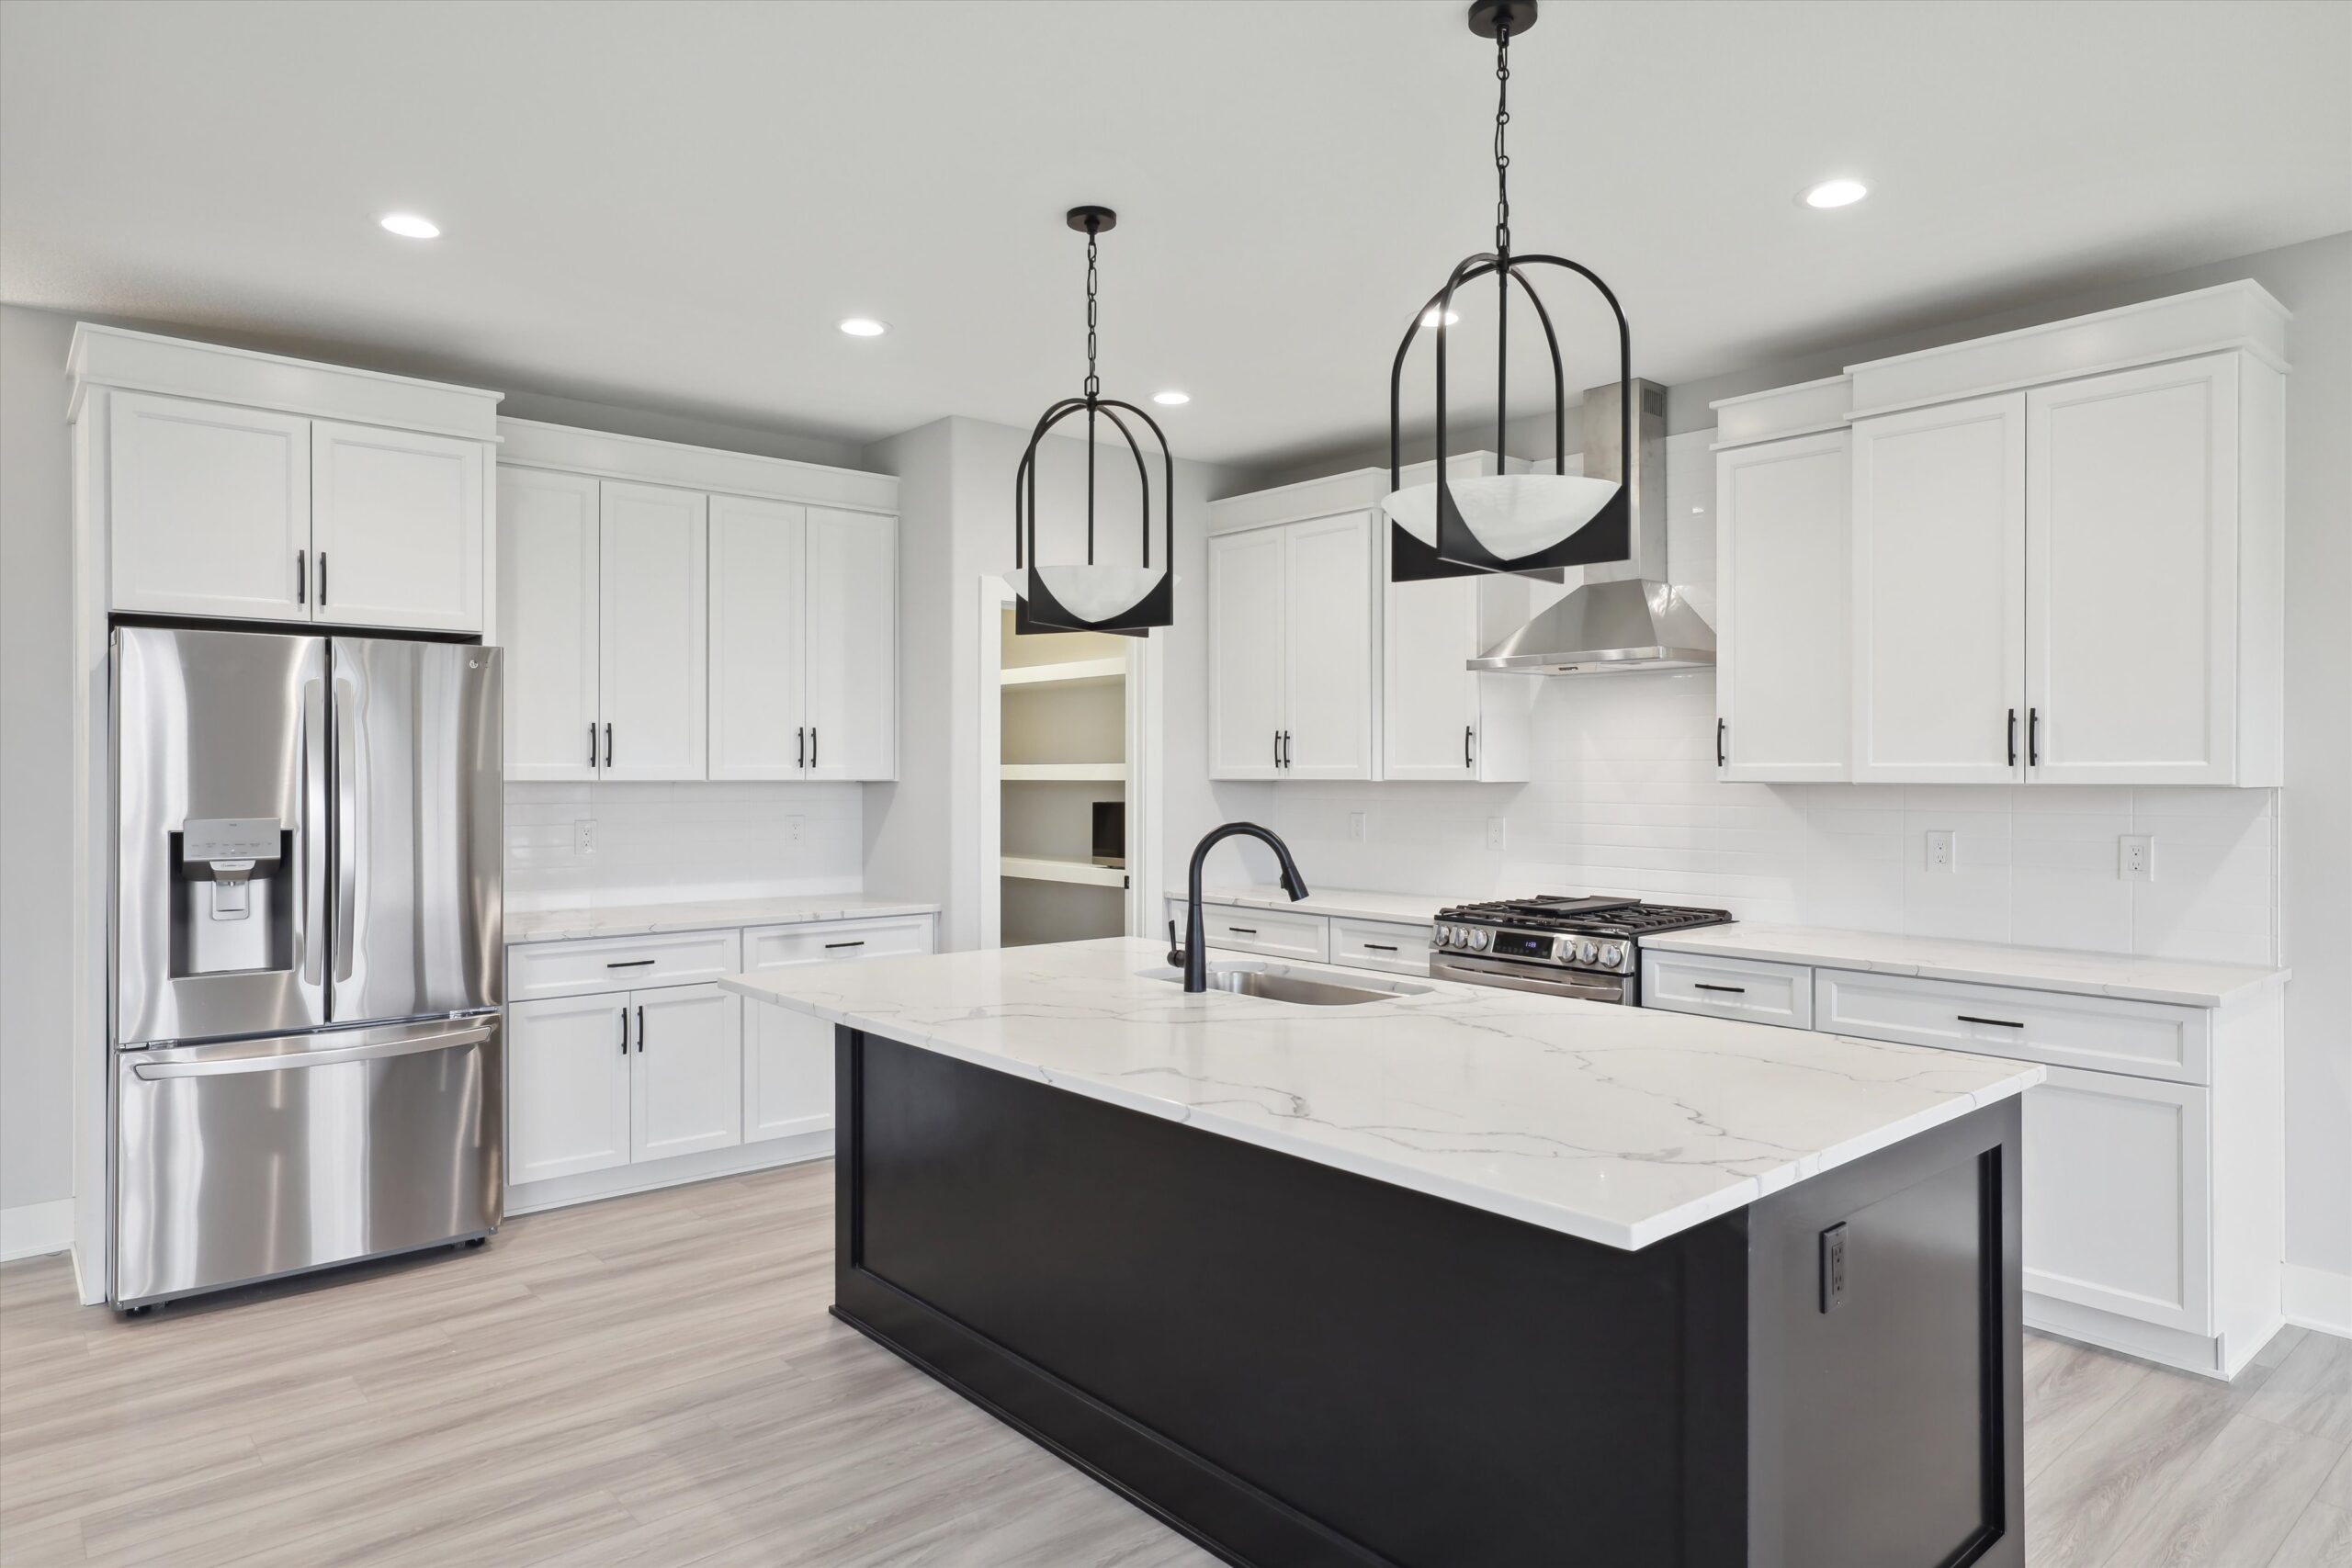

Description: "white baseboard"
504 1131 833 1216
0 1199 76 1263
2282 1262 2352 1340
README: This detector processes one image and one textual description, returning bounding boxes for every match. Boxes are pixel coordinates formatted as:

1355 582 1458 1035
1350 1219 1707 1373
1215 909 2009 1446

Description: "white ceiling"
3 0 2345 470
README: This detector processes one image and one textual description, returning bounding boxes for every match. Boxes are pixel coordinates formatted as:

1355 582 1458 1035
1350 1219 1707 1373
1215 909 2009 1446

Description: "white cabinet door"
309 420 486 632
629 983 742 1163
2026 355 2239 784
497 468 602 783
598 480 707 781
2023 1067 2211 1335
804 508 898 781
107 391 311 622
1717 430 1850 781
707 495 808 781
1282 512 1374 779
1208 525 1287 779
1383 570 1480 781
743 1001 836 1144
1851 393 2026 783
507 994 633 1184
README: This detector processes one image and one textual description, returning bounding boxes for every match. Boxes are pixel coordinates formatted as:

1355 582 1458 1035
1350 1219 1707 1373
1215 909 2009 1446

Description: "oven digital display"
1489 932 1553 961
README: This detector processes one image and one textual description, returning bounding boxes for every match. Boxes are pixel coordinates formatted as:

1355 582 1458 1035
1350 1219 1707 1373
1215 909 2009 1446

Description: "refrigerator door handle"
300 674 329 987
334 680 360 983
129 1020 492 1079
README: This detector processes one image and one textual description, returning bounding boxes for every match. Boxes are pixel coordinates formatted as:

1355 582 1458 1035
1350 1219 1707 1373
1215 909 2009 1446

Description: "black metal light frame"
1387 0 1634 583
1012 206 1176 637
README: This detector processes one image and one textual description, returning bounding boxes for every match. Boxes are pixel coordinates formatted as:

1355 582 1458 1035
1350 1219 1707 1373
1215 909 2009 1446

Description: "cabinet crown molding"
497 417 898 515
66 323 503 442
1711 375 1854 450
1209 452 1504 535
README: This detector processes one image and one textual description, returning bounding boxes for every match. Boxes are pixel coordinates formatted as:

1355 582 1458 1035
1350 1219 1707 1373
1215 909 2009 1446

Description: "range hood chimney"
1465 378 1716 674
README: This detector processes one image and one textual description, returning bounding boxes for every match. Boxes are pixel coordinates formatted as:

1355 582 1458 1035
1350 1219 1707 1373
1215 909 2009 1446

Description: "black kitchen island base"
831 1028 2024 1568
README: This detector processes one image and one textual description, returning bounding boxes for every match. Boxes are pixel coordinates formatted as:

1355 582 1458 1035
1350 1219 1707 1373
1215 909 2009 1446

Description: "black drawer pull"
1693 983 1747 994
605 958 657 968
1958 1014 2024 1029
1363 943 1399 953
1225 926 1258 935
824 940 865 949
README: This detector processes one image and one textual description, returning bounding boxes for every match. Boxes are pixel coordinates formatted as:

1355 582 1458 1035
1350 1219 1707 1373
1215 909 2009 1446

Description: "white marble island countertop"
721 937 2041 1251
509 893 942 944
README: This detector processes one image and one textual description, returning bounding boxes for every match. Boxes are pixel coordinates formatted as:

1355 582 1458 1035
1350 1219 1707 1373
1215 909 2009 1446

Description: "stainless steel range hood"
1467 379 1716 674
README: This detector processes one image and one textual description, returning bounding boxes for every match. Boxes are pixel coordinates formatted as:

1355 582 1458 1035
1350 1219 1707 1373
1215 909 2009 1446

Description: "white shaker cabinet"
598 480 708 781
1207 524 1290 779
1849 392 2028 784
309 420 486 633
507 993 634 1185
107 391 312 622
741 914 937 1144
1206 511 1375 781
803 507 898 782
629 984 743 1164
1714 429 1850 781
1380 534 1533 783
707 495 808 781
497 468 603 782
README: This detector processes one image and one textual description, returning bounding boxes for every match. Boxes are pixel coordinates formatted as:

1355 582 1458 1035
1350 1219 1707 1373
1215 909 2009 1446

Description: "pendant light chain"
1083 224 1101 400
1492 20 1512 260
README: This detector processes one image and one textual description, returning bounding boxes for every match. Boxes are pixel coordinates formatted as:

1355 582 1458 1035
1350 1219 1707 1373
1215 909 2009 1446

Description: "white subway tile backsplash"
503 781 865 911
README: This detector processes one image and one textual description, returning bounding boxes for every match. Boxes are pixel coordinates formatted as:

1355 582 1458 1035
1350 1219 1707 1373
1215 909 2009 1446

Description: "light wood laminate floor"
3 1161 2346 1567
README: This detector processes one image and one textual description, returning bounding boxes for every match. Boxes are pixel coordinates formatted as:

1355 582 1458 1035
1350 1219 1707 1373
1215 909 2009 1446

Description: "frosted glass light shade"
1381 473 1620 563
1020 564 1167 625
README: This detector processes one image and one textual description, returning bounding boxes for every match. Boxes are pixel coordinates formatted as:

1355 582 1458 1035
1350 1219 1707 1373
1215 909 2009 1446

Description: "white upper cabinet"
803 507 898 782
107 391 311 622
599 480 708 782
707 495 808 781
1850 393 2028 784
1282 512 1375 779
1714 429 1850 781
1207 524 1290 780
497 468 602 782
2025 355 2250 785
78 330 500 632
309 420 486 632
1380 525 1533 784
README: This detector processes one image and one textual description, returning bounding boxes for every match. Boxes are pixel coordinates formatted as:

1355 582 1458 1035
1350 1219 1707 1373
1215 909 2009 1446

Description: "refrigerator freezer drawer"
113 1017 503 1306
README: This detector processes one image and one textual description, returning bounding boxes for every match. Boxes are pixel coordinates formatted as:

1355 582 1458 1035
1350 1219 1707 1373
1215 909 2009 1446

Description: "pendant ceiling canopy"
1012 206 1175 637
1384 0 1636 583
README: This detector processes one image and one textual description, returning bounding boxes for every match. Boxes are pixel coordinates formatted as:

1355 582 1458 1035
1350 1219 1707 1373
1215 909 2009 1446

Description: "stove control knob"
1576 940 1599 964
1597 942 1624 969
1467 929 1490 952
1441 926 1463 949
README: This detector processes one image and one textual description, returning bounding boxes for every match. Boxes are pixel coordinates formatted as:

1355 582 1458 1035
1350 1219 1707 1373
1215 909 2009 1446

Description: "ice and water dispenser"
169 815 293 976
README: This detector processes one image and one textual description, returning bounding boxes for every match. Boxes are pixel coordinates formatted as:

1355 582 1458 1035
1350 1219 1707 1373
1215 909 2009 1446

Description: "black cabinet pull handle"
1694 982 1747 994
1958 1014 2024 1029
1272 730 1281 769
2028 707 2041 767
589 722 597 767
1283 730 1292 768
811 727 819 768
1717 717 1727 768
605 958 655 968
797 727 806 768
1226 926 1258 935
316 551 327 606
618 1008 628 1055
1364 943 1399 953
296 549 307 605
604 723 613 768
2007 708 2018 768
636 1005 646 1052
823 940 864 949
1464 725 1475 769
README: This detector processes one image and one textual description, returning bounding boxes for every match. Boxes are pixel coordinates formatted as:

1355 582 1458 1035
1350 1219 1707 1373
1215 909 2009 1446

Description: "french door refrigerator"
111 625 503 1307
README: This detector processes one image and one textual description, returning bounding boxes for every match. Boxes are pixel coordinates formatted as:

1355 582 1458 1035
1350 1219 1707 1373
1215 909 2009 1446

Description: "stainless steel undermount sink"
1144 963 1431 1007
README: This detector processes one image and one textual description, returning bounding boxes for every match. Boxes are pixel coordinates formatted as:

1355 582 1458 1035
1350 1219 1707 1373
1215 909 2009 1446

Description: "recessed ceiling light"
1152 390 1190 406
837 317 888 337
379 213 441 240
1799 178 1870 210
1420 307 1462 328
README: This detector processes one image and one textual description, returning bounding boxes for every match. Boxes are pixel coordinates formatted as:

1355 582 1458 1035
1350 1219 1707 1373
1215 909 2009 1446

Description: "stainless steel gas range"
1430 896 1733 1005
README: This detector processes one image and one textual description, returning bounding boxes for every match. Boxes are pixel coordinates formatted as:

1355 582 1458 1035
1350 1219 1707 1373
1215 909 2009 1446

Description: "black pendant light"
1385 0 1634 582
1012 206 1175 637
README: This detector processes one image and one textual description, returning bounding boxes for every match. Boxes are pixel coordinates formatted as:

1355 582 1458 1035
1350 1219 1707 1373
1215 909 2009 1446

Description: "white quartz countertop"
1165 884 1449 925
508 894 942 945
720 937 2041 1251
1643 923 2286 1009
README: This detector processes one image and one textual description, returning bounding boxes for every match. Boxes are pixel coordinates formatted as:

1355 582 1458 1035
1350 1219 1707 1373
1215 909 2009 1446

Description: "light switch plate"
2120 834 2154 882
1926 829 1955 872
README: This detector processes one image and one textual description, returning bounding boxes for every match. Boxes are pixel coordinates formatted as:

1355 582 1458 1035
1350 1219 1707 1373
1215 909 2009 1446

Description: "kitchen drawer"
1813 969 2209 1085
507 928 744 1002
1641 951 1813 1029
1173 901 1329 964
744 914 936 969
1329 916 1432 976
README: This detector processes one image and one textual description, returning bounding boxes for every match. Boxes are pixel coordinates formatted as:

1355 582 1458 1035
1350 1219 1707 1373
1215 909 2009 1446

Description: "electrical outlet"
1926 829 1955 872
1349 811 1367 842
572 818 596 855
2120 834 2154 882
1487 817 1508 852
787 815 805 844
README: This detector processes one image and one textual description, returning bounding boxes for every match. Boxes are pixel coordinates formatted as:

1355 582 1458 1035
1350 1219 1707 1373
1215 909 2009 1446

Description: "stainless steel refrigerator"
111 625 503 1308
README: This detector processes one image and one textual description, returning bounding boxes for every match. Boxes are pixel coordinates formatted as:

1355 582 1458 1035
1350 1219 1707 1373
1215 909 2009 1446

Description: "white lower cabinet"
741 915 937 1144
631 985 743 1163
2022 1066 2210 1335
507 993 634 1185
